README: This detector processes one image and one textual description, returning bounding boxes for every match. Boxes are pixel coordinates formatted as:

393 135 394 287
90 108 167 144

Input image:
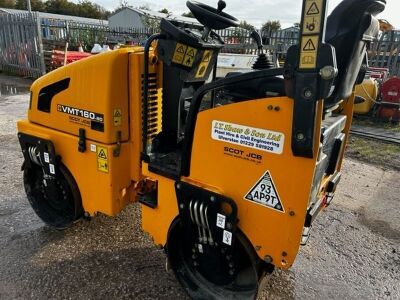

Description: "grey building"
108 7 199 30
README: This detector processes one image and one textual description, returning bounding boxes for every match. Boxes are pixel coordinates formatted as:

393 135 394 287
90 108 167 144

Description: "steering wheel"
186 1 240 30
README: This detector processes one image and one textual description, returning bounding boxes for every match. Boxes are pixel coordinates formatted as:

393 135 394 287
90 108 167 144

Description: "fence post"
35 13 46 76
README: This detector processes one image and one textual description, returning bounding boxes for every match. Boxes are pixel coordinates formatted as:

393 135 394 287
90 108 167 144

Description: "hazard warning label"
113 108 122 126
182 46 197 67
172 43 187 64
299 35 319 69
96 146 109 173
303 0 323 34
195 50 212 78
244 171 284 212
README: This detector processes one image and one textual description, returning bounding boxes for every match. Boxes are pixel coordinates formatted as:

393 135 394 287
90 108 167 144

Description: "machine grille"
142 73 162 144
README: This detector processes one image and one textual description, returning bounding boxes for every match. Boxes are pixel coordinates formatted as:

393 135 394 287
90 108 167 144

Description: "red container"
381 77 400 103
377 77 400 122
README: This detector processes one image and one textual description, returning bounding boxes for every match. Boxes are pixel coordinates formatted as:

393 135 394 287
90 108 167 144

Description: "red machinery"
368 67 389 80
377 77 400 122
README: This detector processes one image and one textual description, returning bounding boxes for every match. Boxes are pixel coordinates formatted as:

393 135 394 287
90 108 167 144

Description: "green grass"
346 136 400 170
352 117 400 133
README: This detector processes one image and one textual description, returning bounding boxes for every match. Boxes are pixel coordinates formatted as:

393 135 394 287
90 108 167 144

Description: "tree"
138 4 151 11
0 0 16 9
293 22 300 29
15 0 45 11
159 8 169 14
181 11 194 18
118 0 130 8
261 20 281 36
239 20 255 31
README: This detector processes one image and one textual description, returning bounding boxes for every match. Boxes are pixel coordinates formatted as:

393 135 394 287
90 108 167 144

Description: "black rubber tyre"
166 218 265 300
23 163 83 230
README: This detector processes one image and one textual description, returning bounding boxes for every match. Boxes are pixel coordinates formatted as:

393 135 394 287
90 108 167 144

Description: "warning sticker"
306 0 320 15
216 213 226 229
44 152 50 163
96 146 109 173
195 50 212 78
222 230 232 246
172 43 187 64
244 171 284 212
303 16 320 34
182 46 197 67
49 163 55 175
113 108 122 126
212 120 284 155
299 35 319 69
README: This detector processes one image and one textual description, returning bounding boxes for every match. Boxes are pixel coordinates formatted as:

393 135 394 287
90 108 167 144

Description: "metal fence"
369 30 400 76
1 13 398 78
0 12 45 78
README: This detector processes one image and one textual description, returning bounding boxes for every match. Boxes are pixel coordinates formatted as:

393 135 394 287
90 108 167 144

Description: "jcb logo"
224 147 262 161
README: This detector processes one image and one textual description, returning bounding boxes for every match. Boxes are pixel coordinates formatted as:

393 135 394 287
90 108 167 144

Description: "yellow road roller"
17 0 385 298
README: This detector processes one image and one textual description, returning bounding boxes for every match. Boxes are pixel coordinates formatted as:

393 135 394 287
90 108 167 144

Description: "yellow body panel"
187 98 323 268
17 120 133 216
140 97 328 268
141 163 179 247
28 48 141 144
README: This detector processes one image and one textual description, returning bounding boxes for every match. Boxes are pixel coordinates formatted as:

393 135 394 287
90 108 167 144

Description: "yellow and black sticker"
300 35 319 69
182 46 198 67
113 108 122 126
172 43 187 64
195 50 212 78
303 0 323 34
96 146 109 173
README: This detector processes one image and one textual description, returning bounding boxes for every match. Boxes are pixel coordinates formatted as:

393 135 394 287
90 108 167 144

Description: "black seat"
325 0 385 107
222 0 385 106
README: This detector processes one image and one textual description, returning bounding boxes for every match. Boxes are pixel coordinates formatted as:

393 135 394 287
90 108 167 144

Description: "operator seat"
324 0 385 108
223 0 385 106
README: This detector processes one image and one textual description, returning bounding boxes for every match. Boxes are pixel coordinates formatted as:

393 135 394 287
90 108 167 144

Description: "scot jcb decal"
244 171 284 212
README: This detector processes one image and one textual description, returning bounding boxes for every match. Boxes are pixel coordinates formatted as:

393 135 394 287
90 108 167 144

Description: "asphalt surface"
0 74 399 299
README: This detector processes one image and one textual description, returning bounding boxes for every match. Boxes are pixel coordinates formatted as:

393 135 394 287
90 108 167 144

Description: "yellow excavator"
17 0 385 298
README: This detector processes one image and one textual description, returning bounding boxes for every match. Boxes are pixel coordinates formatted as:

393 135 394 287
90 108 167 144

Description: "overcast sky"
91 0 399 29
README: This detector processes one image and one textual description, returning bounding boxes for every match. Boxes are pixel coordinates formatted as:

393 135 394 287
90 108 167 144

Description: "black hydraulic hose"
142 33 165 159
210 59 218 108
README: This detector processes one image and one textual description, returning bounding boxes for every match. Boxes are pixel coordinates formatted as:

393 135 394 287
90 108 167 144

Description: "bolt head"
296 132 305 141
320 66 337 80
289 211 295 216
303 88 313 99
264 255 273 264
210 196 216 202
176 183 181 190
179 203 185 209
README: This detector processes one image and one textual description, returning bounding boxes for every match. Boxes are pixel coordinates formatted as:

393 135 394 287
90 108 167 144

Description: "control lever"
217 0 226 13
202 0 227 41
250 30 263 52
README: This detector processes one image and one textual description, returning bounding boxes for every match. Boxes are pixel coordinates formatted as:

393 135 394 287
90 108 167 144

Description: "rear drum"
23 163 83 229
